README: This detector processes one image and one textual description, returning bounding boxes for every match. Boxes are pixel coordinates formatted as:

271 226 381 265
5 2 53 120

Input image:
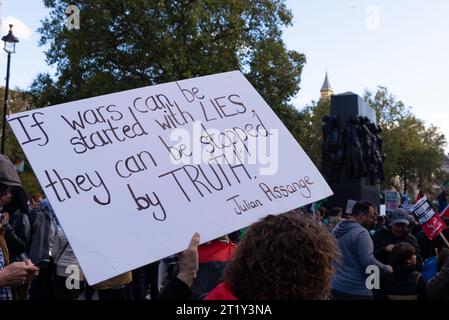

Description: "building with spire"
320 72 333 102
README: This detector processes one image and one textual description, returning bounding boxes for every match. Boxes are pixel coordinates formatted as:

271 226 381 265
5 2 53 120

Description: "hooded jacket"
332 220 390 297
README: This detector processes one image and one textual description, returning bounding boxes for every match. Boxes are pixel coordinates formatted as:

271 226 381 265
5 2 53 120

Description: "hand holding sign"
177 232 200 287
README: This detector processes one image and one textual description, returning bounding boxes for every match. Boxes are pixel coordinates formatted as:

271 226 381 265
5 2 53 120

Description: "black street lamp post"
1 24 19 154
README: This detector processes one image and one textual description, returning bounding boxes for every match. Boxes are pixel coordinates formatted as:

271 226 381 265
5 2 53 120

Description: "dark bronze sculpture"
322 115 344 182
369 123 385 184
359 116 372 176
322 113 385 185
344 116 364 178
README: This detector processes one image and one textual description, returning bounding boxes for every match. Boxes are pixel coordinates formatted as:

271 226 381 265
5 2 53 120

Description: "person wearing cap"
0 154 32 299
373 208 422 270
0 155 31 263
0 182 38 300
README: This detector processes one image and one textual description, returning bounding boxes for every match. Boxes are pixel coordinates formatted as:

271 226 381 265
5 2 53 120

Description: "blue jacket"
331 220 389 297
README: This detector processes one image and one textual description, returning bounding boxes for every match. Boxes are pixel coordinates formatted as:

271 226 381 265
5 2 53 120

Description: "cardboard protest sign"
346 199 357 214
7 71 333 284
412 197 446 240
385 190 400 212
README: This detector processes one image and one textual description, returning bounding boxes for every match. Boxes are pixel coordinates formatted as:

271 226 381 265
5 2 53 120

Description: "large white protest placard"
7 71 333 284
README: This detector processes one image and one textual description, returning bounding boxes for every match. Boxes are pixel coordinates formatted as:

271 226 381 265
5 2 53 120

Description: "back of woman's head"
223 211 339 300
2 185 29 214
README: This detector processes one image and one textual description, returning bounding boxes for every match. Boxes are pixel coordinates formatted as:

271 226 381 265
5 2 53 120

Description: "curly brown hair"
223 211 340 300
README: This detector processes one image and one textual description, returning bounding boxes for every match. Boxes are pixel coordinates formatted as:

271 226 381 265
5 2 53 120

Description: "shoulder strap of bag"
54 242 69 264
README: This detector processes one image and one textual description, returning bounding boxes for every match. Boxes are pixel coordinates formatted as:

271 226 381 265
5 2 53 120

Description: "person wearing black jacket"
1 186 30 263
380 242 426 300
373 208 422 270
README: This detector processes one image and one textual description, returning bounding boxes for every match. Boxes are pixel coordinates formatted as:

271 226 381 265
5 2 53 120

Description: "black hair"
1 185 29 214
377 215 385 224
331 207 343 217
352 200 375 217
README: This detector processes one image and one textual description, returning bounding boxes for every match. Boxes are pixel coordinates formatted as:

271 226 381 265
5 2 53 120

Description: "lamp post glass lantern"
1 24 19 154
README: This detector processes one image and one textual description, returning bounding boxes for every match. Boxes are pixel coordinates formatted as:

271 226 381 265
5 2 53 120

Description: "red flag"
422 214 446 240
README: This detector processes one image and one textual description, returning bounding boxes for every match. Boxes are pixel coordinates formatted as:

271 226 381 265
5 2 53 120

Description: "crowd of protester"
1 153 449 300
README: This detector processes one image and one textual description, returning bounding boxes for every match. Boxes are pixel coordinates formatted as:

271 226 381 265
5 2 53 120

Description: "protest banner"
346 199 357 214
401 195 412 212
385 190 400 212
7 71 333 284
411 197 448 243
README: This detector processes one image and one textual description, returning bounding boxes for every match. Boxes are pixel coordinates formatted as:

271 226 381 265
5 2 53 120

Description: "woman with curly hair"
205 211 340 300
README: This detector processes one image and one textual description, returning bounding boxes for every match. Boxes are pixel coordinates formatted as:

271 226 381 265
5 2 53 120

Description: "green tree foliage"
0 88 42 196
30 0 305 139
297 87 446 197
297 99 330 169
364 87 446 194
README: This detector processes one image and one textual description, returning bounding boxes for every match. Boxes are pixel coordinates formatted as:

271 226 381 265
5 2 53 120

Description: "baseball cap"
391 208 410 225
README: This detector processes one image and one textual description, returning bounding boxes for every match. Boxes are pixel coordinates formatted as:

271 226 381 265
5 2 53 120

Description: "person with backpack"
379 242 426 300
